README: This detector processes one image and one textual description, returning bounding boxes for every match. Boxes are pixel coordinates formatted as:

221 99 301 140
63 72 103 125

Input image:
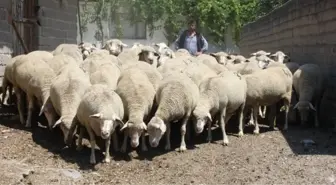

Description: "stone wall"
239 0 336 73
38 0 78 51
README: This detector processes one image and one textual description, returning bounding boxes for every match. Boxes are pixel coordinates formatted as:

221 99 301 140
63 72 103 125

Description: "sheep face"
270 51 290 63
139 50 158 65
256 55 273 69
54 116 74 144
120 121 147 148
293 101 316 124
103 39 128 56
147 116 166 148
192 110 212 134
79 42 97 59
89 113 124 139
210 52 231 65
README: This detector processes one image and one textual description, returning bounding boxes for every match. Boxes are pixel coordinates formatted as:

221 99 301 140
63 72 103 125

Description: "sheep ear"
120 122 129 131
265 52 271 56
121 43 128 47
39 98 50 116
251 52 257 56
112 114 124 126
207 112 212 122
53 119 62 128
210 53 216 57
309 103 316 111
89 113 103 119
142 122 147 131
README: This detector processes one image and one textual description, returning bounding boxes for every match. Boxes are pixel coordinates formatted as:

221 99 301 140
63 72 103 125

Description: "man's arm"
200 35 209 52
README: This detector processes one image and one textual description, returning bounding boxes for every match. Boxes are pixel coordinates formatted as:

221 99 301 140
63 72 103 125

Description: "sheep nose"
131 140 139 148
101 131 109 139
195 127 203 134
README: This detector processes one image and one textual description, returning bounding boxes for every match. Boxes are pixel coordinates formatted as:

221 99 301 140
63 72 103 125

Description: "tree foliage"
78 0 288 46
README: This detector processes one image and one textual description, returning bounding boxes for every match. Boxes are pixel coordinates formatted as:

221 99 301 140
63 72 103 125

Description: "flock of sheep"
0 39 324 165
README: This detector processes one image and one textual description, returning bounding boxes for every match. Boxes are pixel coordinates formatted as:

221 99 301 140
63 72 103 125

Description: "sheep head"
103 39 128 56
89 113 124 140
147 116 166 148
120 121 147 148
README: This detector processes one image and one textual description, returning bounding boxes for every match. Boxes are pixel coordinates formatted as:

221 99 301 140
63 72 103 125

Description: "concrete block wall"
239 0 336 73
0 0 12 50
38 0 78 51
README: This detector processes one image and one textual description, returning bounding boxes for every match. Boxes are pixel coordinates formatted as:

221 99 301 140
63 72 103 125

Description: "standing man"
175 20 209 56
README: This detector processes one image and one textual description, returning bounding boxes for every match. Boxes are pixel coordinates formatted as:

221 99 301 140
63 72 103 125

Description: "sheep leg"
141 133 148 152
185 122 191 141
248 108 254 126
268 105 276 130
238 103 245 137
120 131 128 153
253 105 260 134
165 122 171 150
25 95 35 128
85 125 97 164
1 82 7 105
314 98 320 128
103 135 111 163
283 99 290 131
112 132 119 152
76 126 85 151
8 85 13 105
177 115 190 152
14 87 25 125
207 118 213 142
219 107 229 146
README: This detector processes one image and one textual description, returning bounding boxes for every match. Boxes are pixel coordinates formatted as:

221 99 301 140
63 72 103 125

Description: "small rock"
60 169 82 180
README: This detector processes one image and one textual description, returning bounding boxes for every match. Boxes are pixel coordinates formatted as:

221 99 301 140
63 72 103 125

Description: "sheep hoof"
253 129 260 135
165 144 171 151
141 145 148 152
206 136 212 143
177 145 187 152
25 123 31 128
90 156 96 164
120 146 127 153
103 157 111 163
222 140 229 146
237 131 244 137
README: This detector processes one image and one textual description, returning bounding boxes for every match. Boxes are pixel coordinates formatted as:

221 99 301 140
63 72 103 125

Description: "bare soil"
0 105 336 185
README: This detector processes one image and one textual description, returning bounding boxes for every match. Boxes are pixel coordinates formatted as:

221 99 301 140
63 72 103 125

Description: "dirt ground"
0 106 336 185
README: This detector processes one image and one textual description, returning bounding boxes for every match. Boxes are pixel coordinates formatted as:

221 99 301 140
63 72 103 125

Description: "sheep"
269 51 290 63
11 55 52 126
196 54 228 74
47 63 91 143
192 71 247 145
137 45 159 67
147 72 199 152
27 50 53 63
80 50 119 75
116 68 156 152
89 62 121 90
153 43 175 67
26 63 57 128
117 47 143 66
184 61 217 87
293 64 322 127
122 62 163 90
210 51 231 65
74 84 124 164
1 55 25 105
244 65 293 134
52 43 83 63
102 39 128 56
267 61 300 74
157 56 193 75
175 49 191 57
78 42 98 59
46 53 82 74
251 50 271 57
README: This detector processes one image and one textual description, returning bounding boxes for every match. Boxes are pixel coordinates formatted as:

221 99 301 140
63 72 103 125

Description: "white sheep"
251 50 271 57
80 50 119 75
175 49 191 57
78 42 98 59
210 51 231 65
244 65 293 134
75 84 124 164
122 62 162 90
117 47 143 66
153 43 175 67
157 56 193 75
269 51 290 63
11 55 53 126
147 72 199 152
293 64 322 127
52 43 83 63
1 55 25 105
116 68 156 152
102 39 128 56
89 63 121 90
196 54 228 74
47 63 91 143
192 71 247 145
27 50 53 63
183 61 217 87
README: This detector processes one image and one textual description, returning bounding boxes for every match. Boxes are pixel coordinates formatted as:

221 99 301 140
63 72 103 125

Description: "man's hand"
195 51 202 56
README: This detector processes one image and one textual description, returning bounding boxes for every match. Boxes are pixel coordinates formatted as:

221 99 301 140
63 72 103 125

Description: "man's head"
188 20 197 32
